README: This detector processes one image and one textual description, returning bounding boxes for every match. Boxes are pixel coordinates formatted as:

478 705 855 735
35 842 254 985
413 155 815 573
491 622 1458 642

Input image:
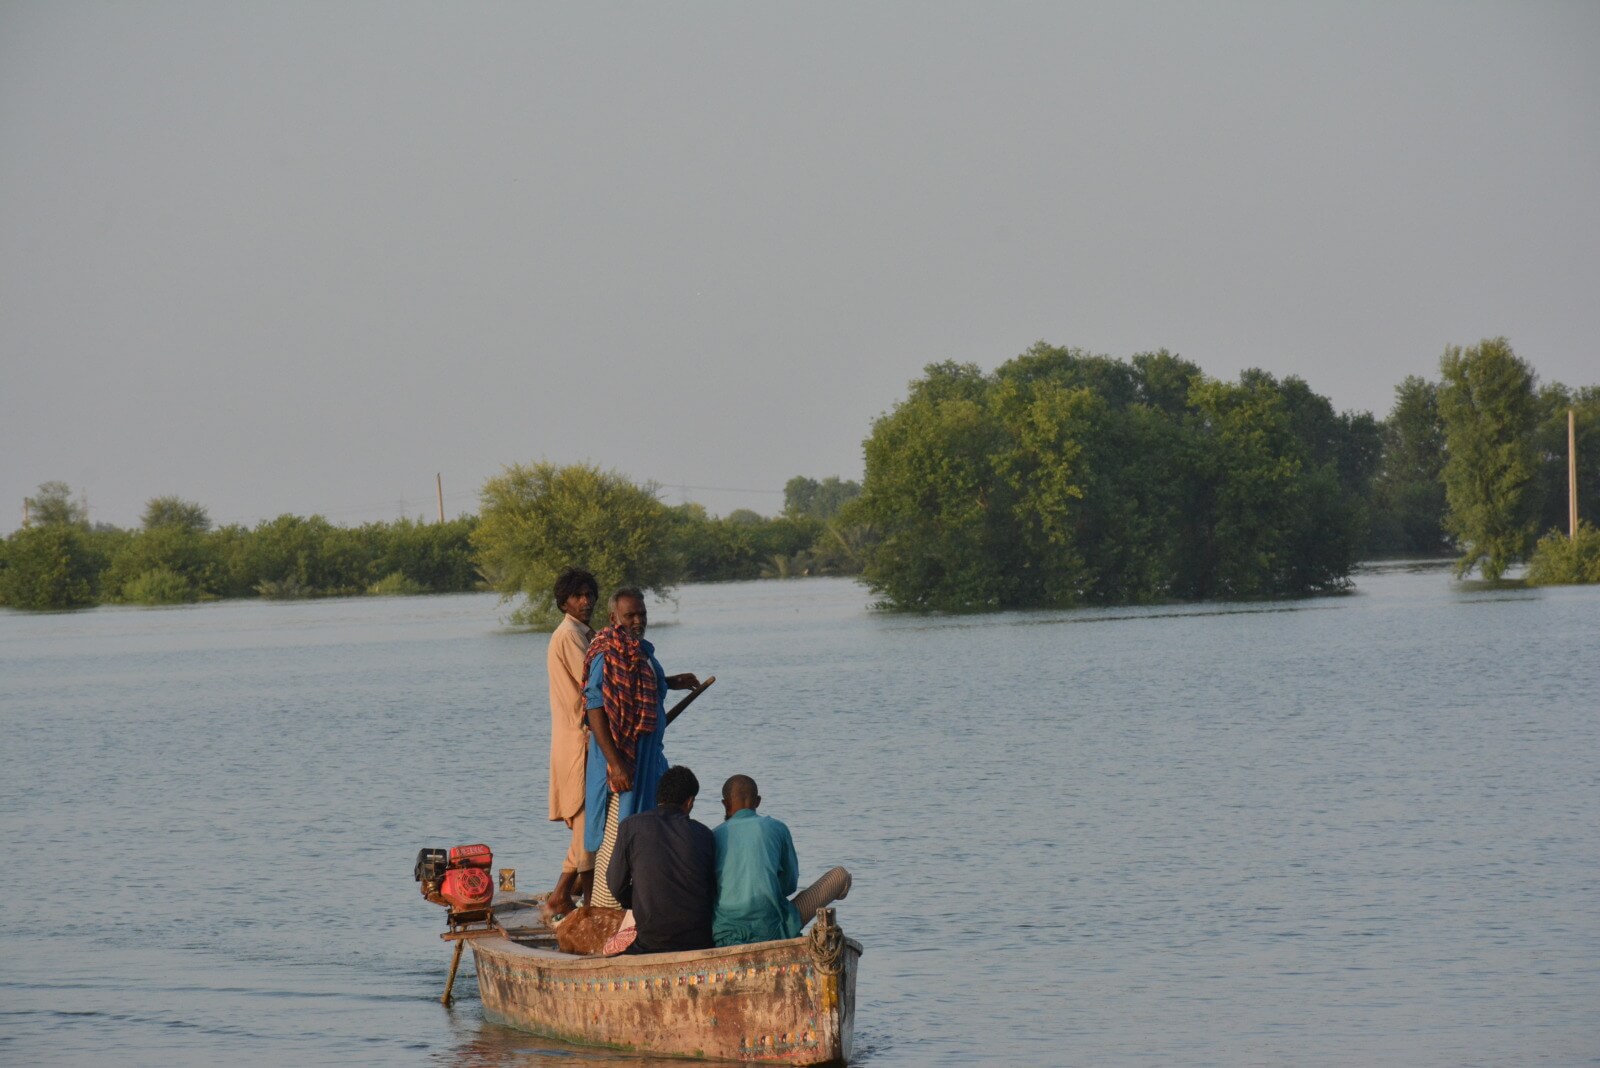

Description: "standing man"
582 586 701 910
543 567 599 922
605 765 717 953
712 773 852 947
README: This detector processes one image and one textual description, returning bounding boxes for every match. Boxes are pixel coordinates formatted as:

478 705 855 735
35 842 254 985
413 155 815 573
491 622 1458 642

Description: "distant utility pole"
21 499 28 528
1570 408 1579 538
436 473 445 524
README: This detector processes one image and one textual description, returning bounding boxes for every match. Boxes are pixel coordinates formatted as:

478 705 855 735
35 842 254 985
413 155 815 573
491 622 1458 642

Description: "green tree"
0 524 100 609
857 349 1367 610
670 504 755 581
1525 521 1600 585
857 362 1015 609
1438 338 1540 579
104 525 214 603
25 481 86 527
313 523 380 596
1186 377 1315 597
472 463 678 627
205 524 260 598
783 476 862 521
1131 348 1207 417
370 516 479 592
992 345 1202 603
1532 383 1600 537
98 496 219 603
121 567 197 604
751 516 825 578
142 496 211 533
1234 370 1375 590
806 505 875 577
1369 376 1449 554
82 524 133 600
987 360 1099 604
243 514 339 597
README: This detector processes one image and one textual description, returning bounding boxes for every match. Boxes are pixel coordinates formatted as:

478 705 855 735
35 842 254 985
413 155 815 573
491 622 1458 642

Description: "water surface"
2 567 1596 1065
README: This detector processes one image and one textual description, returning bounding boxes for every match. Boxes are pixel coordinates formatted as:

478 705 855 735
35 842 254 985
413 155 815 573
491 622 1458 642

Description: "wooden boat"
469 892 862 1064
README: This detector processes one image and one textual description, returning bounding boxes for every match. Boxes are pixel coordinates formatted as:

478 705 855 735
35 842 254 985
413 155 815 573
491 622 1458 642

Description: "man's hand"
606 759 634 794
666 673 701 690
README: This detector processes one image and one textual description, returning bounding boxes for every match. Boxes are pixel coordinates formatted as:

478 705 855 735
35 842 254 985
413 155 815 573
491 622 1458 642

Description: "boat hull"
471 925 860 1064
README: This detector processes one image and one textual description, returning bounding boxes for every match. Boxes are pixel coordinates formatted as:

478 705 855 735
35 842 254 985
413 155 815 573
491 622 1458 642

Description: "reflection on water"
3 571 1598 1066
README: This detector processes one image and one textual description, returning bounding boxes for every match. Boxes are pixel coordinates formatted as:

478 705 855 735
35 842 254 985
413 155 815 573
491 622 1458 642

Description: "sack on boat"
554 906 626 955
601 918 637 956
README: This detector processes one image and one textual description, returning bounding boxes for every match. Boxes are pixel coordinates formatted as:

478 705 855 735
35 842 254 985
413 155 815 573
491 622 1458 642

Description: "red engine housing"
440 866 493 911
449 843 492 870
416 842 495 921
440 843 493 911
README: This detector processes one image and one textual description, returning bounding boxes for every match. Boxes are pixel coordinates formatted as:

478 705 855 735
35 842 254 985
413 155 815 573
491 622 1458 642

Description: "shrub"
1525 522 1600 586
122 567 198 605
103 526 215 601
0 525 99 610
256 575 312 599
368 571 425 596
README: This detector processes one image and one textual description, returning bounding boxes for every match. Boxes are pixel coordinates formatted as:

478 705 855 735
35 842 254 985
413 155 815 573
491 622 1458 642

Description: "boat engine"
414 843 495 930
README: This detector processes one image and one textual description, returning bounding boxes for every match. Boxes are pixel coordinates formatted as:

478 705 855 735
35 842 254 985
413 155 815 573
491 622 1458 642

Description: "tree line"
469 465 865 626
0 487 484 610
461 338 1595 620
1434 339 1599 582
848 339 1595 610
4 337 1594 614
0 475 863 613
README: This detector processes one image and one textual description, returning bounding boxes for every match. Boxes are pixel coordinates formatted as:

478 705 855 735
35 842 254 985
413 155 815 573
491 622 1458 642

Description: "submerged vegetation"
1525 522 1600 586
0 483 481 611
470 464 866 625
856 348 1379 609
473 462 681 628
846 338 1593 609
4 339 1596 614
0 473 868 618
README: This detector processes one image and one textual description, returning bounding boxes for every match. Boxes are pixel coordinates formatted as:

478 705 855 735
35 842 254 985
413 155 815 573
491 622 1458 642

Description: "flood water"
2 565 1597 1066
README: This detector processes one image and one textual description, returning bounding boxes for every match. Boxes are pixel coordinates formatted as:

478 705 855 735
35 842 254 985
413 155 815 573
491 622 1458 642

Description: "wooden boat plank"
469 909 860 1065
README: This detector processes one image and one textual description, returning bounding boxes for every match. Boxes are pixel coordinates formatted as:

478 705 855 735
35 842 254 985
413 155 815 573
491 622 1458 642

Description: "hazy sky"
3 2 1596 530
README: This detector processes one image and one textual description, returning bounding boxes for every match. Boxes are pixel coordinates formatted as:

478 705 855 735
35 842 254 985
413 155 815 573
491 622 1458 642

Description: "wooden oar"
664 676 716 726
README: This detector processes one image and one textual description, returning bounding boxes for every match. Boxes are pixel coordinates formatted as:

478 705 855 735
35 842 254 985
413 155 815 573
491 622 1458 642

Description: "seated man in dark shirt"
605 764 716 953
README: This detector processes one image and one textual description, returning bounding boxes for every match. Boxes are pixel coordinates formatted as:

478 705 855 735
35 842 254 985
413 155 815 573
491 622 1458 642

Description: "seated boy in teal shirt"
712 774 852 947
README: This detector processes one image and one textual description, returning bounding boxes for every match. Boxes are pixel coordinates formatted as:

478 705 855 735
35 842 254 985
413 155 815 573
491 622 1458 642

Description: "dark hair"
656 765 700 807
609 585 645 612
552 567 598 611
722 774 758 807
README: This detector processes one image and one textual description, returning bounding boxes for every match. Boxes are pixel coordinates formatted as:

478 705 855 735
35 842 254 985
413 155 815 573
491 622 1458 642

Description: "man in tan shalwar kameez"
544 567 599 920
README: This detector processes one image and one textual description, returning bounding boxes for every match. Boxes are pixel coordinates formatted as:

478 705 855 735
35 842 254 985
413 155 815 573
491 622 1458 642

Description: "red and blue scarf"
583 625 658 763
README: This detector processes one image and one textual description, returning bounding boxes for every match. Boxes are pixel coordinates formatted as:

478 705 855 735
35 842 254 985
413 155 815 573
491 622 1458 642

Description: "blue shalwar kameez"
582 637 671 853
